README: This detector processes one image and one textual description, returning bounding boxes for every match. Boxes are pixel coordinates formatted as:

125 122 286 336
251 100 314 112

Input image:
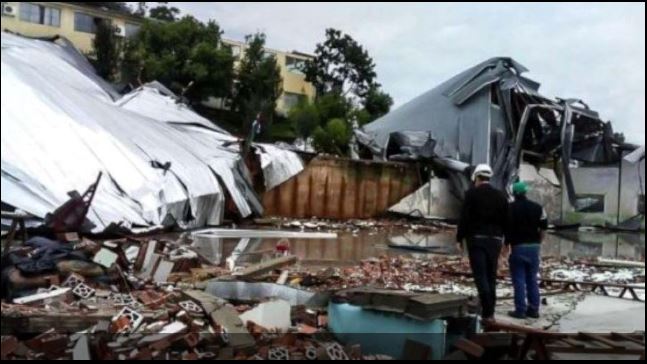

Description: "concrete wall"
561 160 645 228
561 166 619 226
620 158 645 229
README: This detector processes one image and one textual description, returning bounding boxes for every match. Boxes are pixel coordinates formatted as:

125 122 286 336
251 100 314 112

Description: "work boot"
526 310 540 319
507 311 526 320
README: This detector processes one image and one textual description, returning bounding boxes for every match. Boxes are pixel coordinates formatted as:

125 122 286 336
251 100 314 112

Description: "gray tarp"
1 32 303 231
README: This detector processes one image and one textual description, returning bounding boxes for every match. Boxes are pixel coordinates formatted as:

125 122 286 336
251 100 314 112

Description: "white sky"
168 2 645 145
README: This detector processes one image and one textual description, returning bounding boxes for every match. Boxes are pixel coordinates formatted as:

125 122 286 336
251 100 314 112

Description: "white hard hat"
472 164 493 182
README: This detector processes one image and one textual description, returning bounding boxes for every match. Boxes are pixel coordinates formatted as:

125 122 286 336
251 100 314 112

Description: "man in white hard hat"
457 164 509 322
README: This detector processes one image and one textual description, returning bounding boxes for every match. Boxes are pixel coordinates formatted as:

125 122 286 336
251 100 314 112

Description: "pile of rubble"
0 233 389 360
1 230 644 360
284 256 645 293
253 217 452 235
1 293 366 360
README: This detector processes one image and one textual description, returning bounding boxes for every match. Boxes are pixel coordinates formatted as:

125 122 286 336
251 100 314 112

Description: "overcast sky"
169 2 645 145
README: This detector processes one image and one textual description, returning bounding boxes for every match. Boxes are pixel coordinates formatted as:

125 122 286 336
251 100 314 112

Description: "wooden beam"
579 333 624 349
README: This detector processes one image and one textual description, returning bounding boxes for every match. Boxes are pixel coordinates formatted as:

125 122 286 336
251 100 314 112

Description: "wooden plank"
453 338 485 358
547 346 644 355
560 338 587 348
611 333 645 347
579 333 625 349
235 255 298 279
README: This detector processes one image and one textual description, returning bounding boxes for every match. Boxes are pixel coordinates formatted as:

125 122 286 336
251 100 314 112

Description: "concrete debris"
111 307 144 334
1 228 643 360
12 287 71 305
72 283 96 300
72 335 91 361
92 248 119 269
239 300 292 331
152 261 175 284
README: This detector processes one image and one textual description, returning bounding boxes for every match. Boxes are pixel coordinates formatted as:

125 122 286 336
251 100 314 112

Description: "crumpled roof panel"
362 57 542 164
0 32 303 231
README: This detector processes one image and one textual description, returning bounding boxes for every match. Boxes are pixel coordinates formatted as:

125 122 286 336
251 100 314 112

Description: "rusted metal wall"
262 157 421 219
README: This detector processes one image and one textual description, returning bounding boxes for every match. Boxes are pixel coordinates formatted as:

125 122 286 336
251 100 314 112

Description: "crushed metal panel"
255 143 305 191
625 146 645 164
388 178 461 220
357 56 626 212
360 57 531 165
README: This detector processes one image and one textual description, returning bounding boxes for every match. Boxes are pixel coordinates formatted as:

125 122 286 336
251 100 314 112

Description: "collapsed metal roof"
0 32 303 232
357 57 629 209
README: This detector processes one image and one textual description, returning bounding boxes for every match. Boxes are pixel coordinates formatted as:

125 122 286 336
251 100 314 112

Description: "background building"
1 2 142 53
222 39 316 116
2 2 316 115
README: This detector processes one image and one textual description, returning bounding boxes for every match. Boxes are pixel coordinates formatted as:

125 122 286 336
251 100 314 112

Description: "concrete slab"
239 300 291 331
558 296 645 333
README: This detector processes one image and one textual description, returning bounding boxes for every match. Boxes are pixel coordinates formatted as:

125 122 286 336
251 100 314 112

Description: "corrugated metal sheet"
263 157 421 219
1 32 303 231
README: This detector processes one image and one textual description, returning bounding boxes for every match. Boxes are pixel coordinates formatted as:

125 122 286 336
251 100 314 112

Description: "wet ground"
191 228 645 268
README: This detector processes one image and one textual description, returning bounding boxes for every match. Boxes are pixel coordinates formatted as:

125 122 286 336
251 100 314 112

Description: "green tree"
133 2 148 17
316 92 351 123
312 118 351 155
288 100 320 139
122 16 234 105
91 21 121 81
363 86 393 123
233 33 283 131
304 28 378 100
149 2 180 21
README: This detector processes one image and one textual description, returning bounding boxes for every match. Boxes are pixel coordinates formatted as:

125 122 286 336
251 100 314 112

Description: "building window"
283 92 306 111
125 23 140 38
231 45 242 59
74 12 109 34
19 3 60 27
286 56 306 75
263 50 276 61
575 194 606 213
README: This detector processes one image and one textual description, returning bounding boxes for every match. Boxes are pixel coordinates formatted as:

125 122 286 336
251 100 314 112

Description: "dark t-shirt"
506 195 549 245
456 183 509 243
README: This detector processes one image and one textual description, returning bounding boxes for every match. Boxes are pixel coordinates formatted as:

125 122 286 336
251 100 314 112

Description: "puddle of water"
191 228 645 268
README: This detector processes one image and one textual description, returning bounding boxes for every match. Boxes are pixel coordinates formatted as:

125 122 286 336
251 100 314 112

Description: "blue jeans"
509 244 541 315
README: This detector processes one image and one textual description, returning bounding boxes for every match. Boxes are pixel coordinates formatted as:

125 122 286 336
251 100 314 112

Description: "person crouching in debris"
504 181 549 320
456 164 509 322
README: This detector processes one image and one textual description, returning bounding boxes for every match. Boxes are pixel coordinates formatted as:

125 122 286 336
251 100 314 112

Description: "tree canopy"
122 16 234 105
232 33 283 132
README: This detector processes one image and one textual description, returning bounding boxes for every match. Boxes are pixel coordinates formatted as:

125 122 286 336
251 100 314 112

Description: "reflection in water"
192 228 644 268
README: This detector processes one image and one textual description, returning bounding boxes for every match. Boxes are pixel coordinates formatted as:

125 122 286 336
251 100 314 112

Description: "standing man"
505 181 548 319
457 164 509 322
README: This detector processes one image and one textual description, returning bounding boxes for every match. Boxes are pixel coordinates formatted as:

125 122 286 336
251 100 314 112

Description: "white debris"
239 300 292 331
